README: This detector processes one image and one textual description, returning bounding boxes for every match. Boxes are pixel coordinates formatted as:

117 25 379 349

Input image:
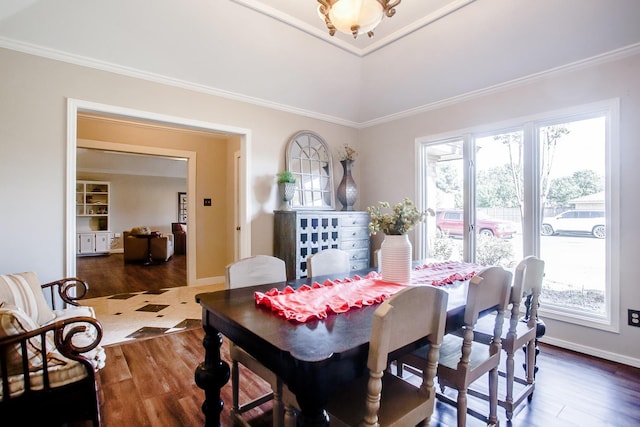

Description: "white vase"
380 234 412 283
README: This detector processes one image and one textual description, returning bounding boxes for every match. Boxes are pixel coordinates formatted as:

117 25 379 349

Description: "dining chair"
306 248 351 278
324 285 449 427
470 256 545 420
225 255 287 427
397 265 512 427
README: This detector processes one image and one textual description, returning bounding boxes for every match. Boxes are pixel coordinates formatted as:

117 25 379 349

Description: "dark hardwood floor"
96 329 640 427
76 253 187 299
78 253 640 426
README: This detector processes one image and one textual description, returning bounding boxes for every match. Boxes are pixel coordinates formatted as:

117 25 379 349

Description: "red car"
435 209 517 239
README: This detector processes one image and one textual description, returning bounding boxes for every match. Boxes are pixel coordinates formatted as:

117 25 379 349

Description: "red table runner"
254 261 483 322
411 260 483 286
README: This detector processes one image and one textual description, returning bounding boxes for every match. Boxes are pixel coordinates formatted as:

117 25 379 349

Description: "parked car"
435 209 517 239
541 209 606 239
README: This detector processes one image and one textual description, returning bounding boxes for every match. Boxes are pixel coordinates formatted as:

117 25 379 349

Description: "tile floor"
81 283 225 346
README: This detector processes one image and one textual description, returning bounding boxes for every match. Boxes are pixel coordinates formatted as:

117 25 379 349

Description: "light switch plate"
628 309 640 327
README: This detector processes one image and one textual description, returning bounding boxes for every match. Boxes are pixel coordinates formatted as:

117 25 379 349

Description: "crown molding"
360 42 640 128
1 37 639 130
0 36 358 128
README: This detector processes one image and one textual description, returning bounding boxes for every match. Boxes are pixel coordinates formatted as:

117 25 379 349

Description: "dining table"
193 262 489 427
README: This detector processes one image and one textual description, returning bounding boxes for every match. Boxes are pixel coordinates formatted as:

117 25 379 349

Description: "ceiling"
77 148 187 179
1 0 640 125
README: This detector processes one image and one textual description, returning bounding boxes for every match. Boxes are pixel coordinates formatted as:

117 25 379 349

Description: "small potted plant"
367 198 428 282
277 171 297 211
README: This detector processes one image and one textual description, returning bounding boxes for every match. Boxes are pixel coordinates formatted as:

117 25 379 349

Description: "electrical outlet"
204 198 212 206
629 309 640 327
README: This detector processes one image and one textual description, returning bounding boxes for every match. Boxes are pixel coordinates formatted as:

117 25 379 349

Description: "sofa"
123 230 174 263
0 272 105 426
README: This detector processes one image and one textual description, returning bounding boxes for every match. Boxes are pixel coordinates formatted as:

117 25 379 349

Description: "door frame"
66 98 252 285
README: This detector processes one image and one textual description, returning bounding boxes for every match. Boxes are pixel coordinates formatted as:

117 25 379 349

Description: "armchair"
123 230 174 263
0 272 105 426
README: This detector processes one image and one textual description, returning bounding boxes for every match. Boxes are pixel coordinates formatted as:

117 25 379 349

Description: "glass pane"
424 139 464 262
539 117 606 314
474 131 523 267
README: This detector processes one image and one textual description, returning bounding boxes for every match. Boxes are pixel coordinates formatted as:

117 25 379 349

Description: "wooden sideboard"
274 210 370 280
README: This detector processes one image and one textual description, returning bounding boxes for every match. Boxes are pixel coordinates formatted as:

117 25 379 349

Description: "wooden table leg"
290 369 331 427
195 325 230 427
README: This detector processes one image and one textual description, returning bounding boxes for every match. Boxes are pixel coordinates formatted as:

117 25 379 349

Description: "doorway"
66 99 252 286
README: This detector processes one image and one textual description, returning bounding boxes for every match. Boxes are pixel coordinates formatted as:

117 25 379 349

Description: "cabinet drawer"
340 227 370 240
341 214 370 227
347 248 369 261
340 239 369 250
349 259 370 271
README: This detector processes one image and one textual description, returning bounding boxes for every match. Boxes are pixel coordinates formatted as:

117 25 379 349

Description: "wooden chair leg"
284 405 297 427
232 359 240 415
488 367 499 426
273 380 284 427
457 389 468 427
505 348 516 420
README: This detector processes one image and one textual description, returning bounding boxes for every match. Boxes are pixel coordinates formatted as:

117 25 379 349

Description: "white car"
541 210 606 239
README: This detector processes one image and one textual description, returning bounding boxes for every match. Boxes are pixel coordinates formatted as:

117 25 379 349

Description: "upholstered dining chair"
225 255 287 427
325 285 449 427
397 265 512 427
306 248 351 278
471 256 545 420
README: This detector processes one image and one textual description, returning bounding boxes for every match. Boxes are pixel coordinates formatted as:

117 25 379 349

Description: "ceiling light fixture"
317 0 401 39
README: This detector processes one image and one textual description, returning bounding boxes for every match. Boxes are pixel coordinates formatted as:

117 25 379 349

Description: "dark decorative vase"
337 159 358 211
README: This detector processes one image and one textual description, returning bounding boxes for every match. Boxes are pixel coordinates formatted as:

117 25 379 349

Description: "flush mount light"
317 0 401 39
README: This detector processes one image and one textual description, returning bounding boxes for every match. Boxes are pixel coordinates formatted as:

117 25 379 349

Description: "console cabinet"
76 180 111 256
274 210 370 280
77 232 111 255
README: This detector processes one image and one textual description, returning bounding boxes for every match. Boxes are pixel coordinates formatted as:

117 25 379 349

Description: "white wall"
358 52 640 366
78 172 187 248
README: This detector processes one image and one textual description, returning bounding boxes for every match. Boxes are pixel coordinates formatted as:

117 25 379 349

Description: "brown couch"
123 231 174 263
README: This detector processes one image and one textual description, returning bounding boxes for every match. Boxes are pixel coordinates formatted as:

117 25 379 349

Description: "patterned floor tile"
81 283 225 346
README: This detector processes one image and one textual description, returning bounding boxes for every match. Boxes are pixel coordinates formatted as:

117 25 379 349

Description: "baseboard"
110 248 124 254
540 336 640 368
192 275 225 288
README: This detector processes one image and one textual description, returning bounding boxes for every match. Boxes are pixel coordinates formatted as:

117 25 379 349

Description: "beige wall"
0 47 357 284
358 52 640 365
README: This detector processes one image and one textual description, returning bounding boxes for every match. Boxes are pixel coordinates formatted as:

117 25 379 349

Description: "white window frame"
416 99 620 331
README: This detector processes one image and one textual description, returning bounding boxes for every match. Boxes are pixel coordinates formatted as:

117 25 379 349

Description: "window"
417 100 619 330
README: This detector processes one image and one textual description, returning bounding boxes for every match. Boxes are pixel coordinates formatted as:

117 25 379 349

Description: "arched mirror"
285 130 335 210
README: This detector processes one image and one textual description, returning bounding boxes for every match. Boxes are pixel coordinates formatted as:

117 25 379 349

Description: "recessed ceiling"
230 0 476 55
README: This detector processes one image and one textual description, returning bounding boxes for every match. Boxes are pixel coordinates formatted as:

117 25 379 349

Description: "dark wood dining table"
193 266 477 427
